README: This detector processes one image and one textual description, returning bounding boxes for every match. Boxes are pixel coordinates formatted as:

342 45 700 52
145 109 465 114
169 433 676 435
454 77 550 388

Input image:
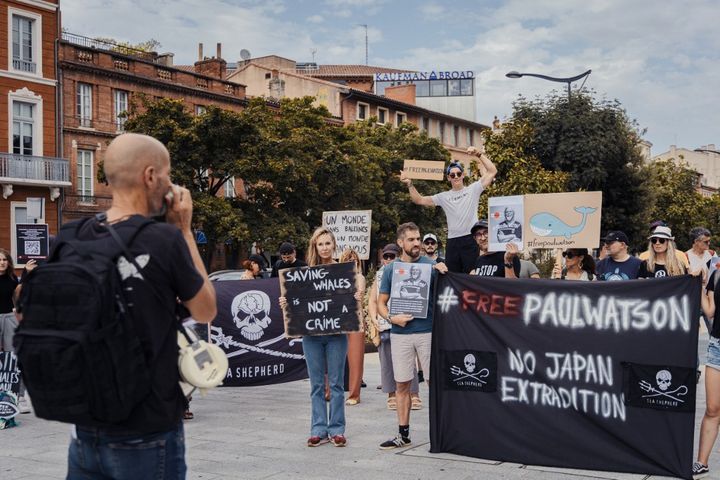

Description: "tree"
511 90 651 247
93 37 161 54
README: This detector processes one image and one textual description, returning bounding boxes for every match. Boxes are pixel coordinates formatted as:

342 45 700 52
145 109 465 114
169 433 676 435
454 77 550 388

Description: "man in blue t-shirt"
596 231 642 281
378 222 448 450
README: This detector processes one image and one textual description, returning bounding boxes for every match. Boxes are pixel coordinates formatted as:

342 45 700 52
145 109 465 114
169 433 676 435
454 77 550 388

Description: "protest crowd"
0 134 717 479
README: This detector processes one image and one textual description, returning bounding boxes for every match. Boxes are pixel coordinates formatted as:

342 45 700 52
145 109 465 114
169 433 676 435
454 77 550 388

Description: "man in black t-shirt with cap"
271 242 307 277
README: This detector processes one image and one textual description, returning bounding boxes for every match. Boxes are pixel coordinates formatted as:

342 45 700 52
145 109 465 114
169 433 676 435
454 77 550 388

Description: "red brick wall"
385 84 416 106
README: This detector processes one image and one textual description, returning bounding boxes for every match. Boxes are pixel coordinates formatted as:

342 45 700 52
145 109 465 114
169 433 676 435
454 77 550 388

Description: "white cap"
423 233 438 243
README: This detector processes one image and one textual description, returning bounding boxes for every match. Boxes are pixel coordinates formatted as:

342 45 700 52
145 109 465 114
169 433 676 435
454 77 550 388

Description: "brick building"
0 0 66 267
57 35 247 222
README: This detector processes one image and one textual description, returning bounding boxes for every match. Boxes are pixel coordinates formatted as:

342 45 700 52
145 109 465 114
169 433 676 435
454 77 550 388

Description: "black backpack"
14 214 155 426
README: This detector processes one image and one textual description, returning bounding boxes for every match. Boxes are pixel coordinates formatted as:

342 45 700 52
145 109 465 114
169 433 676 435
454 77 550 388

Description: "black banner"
279 262 361 337
430 274 700 480
0 352 21 395
210 278 308 387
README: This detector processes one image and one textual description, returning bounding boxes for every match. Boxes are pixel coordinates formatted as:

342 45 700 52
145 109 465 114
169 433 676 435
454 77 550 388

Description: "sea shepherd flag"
430 274 700 480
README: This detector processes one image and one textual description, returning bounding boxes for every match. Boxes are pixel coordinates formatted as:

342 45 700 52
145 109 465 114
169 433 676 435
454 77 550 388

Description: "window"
377 107 388 124
396 112 407 126
77 83 92 127
439 121 446 143
453 125 460 147
430 80 447 97
415 81 429 97
422 117 430 133
356 102 369 120
448 80 462 96
12 15 34 73
12 101 34 155
460 79 474 96
224 177 236 198
77 150 94 198
195 105 206 115
467 128 475 146
114 90 128 131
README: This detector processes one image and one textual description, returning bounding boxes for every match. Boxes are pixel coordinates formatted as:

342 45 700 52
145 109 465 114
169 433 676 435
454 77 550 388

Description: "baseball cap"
382 244 401 255
603 231 629 244
279 242 295 255
423 233 438 243
648 226 674 240
471 220 489 235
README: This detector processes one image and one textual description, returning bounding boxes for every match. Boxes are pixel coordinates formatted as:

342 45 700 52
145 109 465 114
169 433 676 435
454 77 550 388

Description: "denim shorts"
707 336 720 371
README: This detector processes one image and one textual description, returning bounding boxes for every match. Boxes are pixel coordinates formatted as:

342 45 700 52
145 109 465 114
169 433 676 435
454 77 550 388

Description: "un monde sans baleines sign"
374 70 475 82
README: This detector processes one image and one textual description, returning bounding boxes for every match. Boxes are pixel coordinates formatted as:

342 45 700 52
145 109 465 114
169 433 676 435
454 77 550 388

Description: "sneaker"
330 435 347 447
380 434 411 450
692 462 709 478
17 396 31 414
307 436 329 447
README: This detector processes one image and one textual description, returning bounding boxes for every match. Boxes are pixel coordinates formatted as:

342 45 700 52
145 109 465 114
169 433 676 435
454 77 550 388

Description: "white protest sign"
322 210 372 260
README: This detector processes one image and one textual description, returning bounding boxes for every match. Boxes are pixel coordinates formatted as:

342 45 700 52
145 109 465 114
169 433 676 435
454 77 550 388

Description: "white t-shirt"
432 181 484 239
686 249 716 284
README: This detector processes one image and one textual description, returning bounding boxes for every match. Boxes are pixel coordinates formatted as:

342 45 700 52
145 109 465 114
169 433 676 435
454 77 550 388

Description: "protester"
367 244 421 410
519 259 541 279
695 264 720 478
638 226 687 278
340 248 366 406
639 221 689 269
378 222 448 449
687 227 716 280
0 249 19 353
422 233 445 263
271 242 307 277
241 254 266 280
62 133 217 479
280 227 361 447
400 146 497 273
551 249 596 281
595 231 642 281
469 220 520 278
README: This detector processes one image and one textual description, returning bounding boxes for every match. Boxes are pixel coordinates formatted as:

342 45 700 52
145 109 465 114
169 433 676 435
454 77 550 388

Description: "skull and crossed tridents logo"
451 353 490 387
639 369 688 404
231 290 272 341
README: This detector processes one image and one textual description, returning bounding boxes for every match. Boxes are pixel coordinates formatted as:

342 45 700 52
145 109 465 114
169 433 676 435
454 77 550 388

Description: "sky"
61 0 720 154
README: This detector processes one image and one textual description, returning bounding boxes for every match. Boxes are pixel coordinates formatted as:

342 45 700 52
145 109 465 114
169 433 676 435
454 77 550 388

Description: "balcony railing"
0 153 69 183
61 32 156 61
13 58 36 73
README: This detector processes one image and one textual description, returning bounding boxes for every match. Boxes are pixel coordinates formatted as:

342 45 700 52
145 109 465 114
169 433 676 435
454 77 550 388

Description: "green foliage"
93 37 161 53
510 90 651 247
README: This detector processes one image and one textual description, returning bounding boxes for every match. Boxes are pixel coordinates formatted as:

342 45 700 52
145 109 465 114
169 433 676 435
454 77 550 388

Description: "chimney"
269 71 285 99
198 43 203 61
216 43 222 59
156 52 174 67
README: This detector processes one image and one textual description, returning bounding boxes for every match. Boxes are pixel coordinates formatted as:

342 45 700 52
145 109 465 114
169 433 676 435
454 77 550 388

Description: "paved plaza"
2 342 716 480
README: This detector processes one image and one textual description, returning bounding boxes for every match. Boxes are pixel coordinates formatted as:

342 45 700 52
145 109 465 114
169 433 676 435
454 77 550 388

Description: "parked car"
209 269 272 281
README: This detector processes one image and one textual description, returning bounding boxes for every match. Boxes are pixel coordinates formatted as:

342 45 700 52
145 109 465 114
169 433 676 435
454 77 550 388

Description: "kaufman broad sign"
280 262 362 338
322 210 372 260
430 274 700 480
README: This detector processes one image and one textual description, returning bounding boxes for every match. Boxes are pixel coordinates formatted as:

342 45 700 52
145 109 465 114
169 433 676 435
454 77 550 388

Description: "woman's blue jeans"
302 334 348 437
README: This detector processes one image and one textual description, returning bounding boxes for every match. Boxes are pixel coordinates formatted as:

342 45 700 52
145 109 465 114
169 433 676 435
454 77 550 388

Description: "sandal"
345 398 360 406
387 397 397 410
411 397 422 410
183 409 194 420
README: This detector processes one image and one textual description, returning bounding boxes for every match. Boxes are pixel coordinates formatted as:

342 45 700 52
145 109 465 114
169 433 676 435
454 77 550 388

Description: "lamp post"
505 69 591 99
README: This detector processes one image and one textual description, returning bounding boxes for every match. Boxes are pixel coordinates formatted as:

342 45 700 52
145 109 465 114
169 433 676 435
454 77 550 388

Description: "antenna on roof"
357 24 368 65
311 48 317 63
240 49 251 61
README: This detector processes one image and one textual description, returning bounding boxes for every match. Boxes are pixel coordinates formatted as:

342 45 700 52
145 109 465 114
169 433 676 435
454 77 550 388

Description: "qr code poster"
15 224 49 264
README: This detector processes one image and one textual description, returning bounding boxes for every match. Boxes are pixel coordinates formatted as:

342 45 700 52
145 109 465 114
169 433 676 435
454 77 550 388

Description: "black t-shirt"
271 258 308 278
0 275 19 314
69 215 205 433
474 252 521 278
707 271 720 338
638 261 687 279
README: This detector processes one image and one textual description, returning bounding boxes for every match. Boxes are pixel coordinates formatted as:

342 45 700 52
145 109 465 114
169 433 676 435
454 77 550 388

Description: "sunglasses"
423 240 436 245
474 231 488 238
562 252 580 259
699 239 711 245
650 237 667 244
382 254 396 260
448 172 462 179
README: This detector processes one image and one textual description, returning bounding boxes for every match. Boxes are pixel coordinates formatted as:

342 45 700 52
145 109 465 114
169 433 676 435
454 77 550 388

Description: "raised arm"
467 146 497 189
399 170 435 207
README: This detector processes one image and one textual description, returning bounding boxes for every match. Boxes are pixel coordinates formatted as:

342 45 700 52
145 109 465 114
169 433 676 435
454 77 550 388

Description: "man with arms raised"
378 222 447 449
67 133 216 479
401 146 497 273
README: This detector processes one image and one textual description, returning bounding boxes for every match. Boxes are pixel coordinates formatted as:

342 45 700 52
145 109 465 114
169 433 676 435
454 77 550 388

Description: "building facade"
58 34 247 222
0 0 66 266
653 144 720 197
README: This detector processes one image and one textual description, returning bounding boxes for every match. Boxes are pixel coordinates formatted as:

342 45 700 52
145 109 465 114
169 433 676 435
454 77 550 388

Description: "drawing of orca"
529 206 597 239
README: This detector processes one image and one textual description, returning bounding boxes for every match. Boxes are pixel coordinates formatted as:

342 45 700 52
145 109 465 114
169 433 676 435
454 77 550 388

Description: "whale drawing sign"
489 192 602 250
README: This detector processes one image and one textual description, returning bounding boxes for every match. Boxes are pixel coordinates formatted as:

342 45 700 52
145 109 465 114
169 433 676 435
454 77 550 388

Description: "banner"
0 352 21 424
430 274 700 480
280 262 362 338
389 261 432 318
524 191 602 250
488 195 524 252
322 210 372 260
210 278 308 387
403 160 445 180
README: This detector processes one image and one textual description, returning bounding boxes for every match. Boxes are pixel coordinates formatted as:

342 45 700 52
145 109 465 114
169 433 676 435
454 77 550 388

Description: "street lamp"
505 69 591 99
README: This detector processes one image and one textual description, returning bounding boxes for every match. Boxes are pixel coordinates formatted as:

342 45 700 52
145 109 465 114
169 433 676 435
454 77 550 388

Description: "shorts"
707 336 720 371
390 332 431 383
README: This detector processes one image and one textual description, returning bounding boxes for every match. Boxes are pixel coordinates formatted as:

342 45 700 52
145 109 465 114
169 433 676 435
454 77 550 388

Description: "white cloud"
307 14 324 23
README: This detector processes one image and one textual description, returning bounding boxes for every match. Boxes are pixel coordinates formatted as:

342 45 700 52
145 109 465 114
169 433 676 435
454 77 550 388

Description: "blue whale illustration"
529 207 597 239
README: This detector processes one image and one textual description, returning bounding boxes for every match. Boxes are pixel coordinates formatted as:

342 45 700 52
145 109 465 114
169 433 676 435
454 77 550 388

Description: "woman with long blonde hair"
638 226 687 278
